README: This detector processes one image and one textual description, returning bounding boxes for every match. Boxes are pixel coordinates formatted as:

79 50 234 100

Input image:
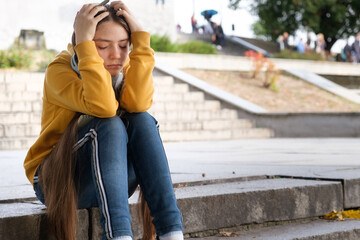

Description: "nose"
109 45 121 59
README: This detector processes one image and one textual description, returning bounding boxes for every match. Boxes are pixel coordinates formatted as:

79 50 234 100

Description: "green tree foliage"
229 0 360 50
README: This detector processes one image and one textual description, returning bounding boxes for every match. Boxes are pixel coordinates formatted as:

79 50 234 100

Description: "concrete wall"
238 110 360 138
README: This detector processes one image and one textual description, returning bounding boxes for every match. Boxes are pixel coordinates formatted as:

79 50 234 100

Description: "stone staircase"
2 176 360 239
149 75 272 141
0 71 272 150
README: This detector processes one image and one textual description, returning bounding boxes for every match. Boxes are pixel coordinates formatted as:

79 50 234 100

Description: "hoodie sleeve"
44 40 118 118
120 31 155 112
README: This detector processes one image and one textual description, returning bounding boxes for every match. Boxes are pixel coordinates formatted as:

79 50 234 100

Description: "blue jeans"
34 112 183 239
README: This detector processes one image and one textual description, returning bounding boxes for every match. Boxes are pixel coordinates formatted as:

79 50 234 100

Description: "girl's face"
93 21 130 77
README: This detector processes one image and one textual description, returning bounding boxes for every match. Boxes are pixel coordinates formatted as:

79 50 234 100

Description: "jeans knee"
96 116 128 142
126 112 157 130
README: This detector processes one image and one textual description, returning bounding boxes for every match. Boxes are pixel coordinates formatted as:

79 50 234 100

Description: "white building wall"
0 0 176 51
127 0 176 41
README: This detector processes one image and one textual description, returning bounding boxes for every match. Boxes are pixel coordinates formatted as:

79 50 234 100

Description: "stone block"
0 102 11 112
29 72 45 82
153 76 174 86
153 93 183 102
0 137 36 150
152 110 198 121
202 119 253 130
231 128 273 139
160 130 232 142
30 113 41 124
175 179 343 234
0 72 4 83
197 109 238 121
76 209 89 240
26 82 43 92
0 201 88 240
32 101 42 112
12 101 32 112
160 121 202 131
0 201 44 240
23 92 42 101
0 125 3 138
0 83 5 92
91 204 143 240
150 101 220 112
4 125 26 137
344 178 360 209
155 84 188 93
6 82 26 92
26 124 41 137
0 113 29 124
183 92 204 101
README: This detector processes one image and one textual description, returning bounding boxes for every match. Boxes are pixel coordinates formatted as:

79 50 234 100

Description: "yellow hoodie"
24 31 155 185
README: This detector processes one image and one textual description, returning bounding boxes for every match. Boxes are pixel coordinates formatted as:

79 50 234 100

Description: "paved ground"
1 138 360 202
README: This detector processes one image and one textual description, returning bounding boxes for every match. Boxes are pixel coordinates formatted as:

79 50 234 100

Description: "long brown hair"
39 4 155 240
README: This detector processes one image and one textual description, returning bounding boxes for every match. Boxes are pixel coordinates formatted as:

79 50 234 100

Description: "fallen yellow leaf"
219 232 236 237
323 209 360 221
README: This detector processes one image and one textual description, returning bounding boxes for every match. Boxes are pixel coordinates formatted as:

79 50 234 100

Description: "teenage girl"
24 1 183 239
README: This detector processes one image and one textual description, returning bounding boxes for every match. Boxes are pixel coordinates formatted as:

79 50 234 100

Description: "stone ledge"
187 219 360 240
176 179 342 234
0 178 344 240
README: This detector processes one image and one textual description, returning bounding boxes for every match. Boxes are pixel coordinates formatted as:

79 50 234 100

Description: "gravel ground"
183 69 360 112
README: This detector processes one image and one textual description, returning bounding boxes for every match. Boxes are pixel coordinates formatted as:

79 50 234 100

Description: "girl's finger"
94 11 110 22
80 4 96 14
89 5 107 17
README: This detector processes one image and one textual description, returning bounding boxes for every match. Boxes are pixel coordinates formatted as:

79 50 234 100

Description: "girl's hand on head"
73 4 109 45
110 1 144 33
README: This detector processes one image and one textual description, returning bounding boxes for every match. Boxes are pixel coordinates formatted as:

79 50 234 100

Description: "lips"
107 64 122 69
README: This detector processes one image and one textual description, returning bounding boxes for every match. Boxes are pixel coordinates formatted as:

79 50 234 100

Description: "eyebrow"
94 38 129 43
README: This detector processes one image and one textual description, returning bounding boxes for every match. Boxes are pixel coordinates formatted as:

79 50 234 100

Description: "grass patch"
150 34 217 55
0 47 57 71
273 50 324 61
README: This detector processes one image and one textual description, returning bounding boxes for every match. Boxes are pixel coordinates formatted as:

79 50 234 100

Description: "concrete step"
187 219 360 240
0 92 42 101
153 75 175 86
159 119 254 131
0 101 42 112
151 109 238 121
0 75 175 97
0 72 44 83
153 91 205 102
1 124 41 138
150 100 221 111
160 128 273 141
0 112 41 124
349 89 360 95
154 83 189 93
0 137 37 150
0 178 343 240
0 127 273 150
0 81 43 92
